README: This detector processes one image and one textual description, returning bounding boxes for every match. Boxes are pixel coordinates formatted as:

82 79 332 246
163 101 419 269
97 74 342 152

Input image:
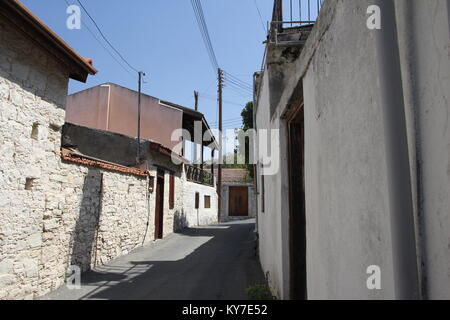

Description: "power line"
224 71 253 89
63 0 136 80
75 0 140 73
190 0 219 73
253 0 266 33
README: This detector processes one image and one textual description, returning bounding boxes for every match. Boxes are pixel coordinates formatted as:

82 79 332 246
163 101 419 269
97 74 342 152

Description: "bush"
246 285 276 300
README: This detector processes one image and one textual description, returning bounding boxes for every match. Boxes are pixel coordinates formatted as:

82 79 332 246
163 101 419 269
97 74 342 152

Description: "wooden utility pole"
217 68 223 222
194 91 199 111
137 71 145 163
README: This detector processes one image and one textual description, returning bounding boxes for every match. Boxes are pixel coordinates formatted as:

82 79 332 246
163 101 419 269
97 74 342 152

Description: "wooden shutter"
204 195 211 209
195 192 200 209
169 174 175 209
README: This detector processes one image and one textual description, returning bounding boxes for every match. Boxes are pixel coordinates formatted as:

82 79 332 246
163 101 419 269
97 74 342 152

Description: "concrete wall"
255 0 450 299
220 183 257 221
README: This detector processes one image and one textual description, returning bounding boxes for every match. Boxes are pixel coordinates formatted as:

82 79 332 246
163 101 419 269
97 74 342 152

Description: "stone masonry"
0 13 218 300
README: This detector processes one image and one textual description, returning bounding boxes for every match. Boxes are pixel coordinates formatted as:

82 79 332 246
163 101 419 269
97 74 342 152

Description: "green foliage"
241 102 254 131
246 285 276 300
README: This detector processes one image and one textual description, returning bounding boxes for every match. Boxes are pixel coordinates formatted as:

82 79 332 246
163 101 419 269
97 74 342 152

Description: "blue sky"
21 0 274 132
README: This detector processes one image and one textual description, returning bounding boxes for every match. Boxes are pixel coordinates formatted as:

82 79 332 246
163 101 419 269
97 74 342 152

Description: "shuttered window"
204 195 211 209
195 192 200 209
169 174 175 209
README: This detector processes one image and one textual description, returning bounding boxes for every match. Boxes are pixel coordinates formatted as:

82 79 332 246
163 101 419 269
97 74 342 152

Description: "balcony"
185 164 214 187
268 0 324 46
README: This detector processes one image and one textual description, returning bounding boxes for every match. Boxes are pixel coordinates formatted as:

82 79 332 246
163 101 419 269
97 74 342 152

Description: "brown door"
287 101 307 300
229 186 249 217
154 174 164 239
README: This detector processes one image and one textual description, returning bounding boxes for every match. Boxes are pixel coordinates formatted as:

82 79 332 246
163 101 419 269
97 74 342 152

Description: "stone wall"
0 13 219 300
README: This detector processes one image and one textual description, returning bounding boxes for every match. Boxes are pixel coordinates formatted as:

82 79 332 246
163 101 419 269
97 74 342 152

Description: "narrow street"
43 220 266 300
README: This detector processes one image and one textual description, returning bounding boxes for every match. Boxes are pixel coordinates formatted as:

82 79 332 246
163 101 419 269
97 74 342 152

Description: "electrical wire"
63 0 136 80
190 0 219 72
253 0 266 33
75 0 140 73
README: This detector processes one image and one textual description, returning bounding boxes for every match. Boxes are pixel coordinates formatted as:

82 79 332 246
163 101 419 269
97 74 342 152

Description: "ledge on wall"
61 148 149 178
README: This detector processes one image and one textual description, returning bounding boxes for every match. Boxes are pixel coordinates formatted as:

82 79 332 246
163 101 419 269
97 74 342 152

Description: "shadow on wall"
173 210 188 233
69 168 103 272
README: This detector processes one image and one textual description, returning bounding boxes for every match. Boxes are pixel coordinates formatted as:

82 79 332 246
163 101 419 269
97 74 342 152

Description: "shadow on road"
74 221 266 300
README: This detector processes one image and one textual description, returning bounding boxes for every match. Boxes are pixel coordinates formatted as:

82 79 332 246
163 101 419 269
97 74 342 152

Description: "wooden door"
154 175 164 239
229 186 249 217
287 101 307 300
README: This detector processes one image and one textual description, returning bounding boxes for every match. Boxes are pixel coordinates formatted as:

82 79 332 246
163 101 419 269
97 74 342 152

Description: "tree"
239 102 254 179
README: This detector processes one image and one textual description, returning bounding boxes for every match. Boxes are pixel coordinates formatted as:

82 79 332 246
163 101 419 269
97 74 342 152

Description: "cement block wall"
255 0 450 299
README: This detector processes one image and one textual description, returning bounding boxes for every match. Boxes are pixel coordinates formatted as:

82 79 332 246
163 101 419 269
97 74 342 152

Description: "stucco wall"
66 83 184 153
301 0 394 299
183 180 218 227
255 0 450 300
255 69 290 299
395 0 450 299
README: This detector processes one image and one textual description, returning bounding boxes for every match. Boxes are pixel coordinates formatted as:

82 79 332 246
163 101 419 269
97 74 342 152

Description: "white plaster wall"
396 0 450 299
255 69 289 299
183 180 218 227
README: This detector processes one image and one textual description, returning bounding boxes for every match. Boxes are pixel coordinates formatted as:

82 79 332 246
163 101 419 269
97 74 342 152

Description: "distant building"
66 83 217 160
209 169 256 221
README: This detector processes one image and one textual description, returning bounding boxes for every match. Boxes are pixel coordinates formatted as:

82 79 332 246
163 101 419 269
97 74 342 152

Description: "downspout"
374 0 420 300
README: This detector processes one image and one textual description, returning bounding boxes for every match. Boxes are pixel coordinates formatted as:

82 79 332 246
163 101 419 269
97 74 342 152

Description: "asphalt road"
43 219 266 300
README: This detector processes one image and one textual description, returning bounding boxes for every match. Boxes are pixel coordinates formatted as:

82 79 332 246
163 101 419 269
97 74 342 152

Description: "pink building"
66 83 217 158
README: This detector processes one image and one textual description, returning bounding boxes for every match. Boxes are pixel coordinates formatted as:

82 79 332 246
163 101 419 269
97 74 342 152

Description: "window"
195 192 200 209
169 174 175 209
204 195 211 209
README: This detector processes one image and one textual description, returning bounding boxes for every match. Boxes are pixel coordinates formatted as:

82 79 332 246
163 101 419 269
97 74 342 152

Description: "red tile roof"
61 149 148 177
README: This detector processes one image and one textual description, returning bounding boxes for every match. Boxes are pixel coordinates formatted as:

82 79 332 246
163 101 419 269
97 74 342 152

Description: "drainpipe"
374 0 420 300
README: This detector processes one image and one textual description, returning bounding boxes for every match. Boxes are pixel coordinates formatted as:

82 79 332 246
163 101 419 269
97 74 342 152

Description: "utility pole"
137 71 145 164
194 91 199 111
217 68 223 222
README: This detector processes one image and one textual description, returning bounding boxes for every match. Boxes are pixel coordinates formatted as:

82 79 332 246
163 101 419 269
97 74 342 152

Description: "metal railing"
185 164 214 187
268 0 324 46
274 0 324 27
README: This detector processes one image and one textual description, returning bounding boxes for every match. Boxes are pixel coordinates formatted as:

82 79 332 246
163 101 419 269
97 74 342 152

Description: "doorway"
229 186 249 217
154 170 165 239
287 101 307 300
